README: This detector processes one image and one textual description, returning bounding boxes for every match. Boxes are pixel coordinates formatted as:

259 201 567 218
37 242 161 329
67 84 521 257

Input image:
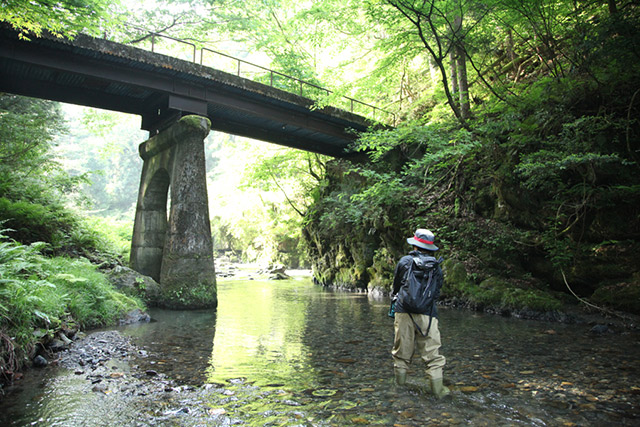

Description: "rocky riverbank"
29 330 232 425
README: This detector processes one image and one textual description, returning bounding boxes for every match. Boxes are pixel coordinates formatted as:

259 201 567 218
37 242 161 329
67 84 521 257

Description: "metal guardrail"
124 26 396 125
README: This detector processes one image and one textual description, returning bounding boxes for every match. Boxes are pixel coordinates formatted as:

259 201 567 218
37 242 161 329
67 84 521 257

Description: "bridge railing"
124 27 396 126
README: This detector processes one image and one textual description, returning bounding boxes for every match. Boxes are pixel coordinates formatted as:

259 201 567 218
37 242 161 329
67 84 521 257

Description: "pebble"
32 355 48 368
92 383 108 393
590 324 611 334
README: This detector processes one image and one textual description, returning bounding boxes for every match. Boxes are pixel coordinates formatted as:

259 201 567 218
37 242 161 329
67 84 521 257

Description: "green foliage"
56 105 145 218
82 216 133 261
0 230 143 373
516 114 634 194
242 149 328 216
0 197 129 263
0 0 120 39
0 96 131 261
366 247 396 291
0 198 73 247
303 1 640 312
307 160 405 240
0 95 65 174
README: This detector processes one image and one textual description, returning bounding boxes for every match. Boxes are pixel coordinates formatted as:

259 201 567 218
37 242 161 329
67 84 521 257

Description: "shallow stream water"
2 275 639 426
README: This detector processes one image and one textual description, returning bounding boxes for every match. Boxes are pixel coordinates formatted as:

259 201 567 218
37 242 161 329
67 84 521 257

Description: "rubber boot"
394 368 407 386
428 376 451 399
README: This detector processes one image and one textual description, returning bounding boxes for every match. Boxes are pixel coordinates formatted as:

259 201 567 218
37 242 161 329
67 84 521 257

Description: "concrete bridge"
0 25 385 309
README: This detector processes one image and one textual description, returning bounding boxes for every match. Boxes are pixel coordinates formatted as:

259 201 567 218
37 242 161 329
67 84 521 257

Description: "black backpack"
397 256 442 335
398 256 442 313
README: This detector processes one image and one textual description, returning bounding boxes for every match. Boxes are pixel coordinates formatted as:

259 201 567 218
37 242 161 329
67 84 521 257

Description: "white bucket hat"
407 228 439 251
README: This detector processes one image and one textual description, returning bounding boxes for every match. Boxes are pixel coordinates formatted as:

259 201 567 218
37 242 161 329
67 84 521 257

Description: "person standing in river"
390 228 450 399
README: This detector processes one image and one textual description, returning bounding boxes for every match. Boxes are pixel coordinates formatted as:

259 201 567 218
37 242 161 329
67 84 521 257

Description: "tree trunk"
453 16 470 119
506 29 515 63
456 44 470 119
450 49 458 97
506 29 516 79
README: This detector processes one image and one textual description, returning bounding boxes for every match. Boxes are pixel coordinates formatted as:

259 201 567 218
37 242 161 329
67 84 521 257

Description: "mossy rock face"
105 266 160 305
591 278 640 314
334 267 367 290
158 280 218 309
441 259 476 299
475 276 561 311
367 266 393 294
569 241 640 292
364 246 396 293
441 266 562 312
497 287 562 312
313 267 334 286
479 277 510 290
442 259 468 286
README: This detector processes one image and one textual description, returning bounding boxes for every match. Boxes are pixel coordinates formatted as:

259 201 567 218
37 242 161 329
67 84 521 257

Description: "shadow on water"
1 276 639 426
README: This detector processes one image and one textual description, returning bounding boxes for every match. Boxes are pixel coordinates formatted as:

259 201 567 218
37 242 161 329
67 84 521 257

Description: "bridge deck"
0 26 377 157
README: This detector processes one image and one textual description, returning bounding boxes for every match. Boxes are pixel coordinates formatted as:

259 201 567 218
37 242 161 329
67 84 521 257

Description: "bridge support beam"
130 115 217 309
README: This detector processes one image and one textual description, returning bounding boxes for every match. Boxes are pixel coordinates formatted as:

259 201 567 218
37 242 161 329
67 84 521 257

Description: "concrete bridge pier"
130 115 217 309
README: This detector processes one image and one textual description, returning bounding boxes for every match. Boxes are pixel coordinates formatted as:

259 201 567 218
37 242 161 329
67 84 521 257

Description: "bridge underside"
0 25 381 309
0 25 373 157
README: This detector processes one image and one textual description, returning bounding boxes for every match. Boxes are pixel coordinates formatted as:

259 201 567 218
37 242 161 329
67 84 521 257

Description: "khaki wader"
392 312 446 379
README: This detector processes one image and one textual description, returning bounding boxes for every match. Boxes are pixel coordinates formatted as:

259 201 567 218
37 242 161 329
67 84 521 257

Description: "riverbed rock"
215 259 238 278
260 264 292 280
104 265 161 305
589 324 612 334
119 308 151 325
32 355 47 367
58 331 136 370
58 332 73 346
269 272 291 280
49 338 68 352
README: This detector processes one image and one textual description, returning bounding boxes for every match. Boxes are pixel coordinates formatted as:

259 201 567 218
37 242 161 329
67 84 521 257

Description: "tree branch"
268 169 305 217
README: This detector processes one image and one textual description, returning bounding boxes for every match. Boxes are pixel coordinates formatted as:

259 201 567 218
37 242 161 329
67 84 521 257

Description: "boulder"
265 265 291 280
105 265 161 305
33 355 48 367
119 308 151 325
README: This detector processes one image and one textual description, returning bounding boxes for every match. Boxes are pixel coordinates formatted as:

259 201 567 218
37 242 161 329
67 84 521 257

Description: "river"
1 274 639 426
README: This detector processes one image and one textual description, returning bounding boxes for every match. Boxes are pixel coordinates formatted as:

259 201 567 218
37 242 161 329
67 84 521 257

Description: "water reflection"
207 278 311 386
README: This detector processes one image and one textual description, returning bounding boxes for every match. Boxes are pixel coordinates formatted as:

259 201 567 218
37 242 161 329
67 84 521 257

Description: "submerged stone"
32 355 47 368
